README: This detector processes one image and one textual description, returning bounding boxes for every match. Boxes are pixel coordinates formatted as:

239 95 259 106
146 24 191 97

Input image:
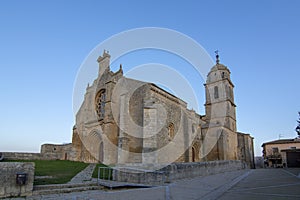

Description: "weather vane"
215 50 220 64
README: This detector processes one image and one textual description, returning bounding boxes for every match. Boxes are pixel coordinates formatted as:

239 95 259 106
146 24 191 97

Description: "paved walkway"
11 169 249 200
9 168 300 200
219 168 300 200
68 163 96 184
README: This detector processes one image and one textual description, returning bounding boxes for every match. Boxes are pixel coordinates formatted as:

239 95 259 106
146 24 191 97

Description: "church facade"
42 51 255 168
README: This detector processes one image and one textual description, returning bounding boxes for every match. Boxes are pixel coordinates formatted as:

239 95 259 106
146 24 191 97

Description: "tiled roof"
261 138 300 146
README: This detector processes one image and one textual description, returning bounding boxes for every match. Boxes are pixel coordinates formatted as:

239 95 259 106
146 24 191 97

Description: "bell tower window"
214 86 219 99
95 90 106 119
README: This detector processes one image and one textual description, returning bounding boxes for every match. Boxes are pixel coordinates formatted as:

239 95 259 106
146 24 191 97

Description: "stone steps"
34 182 97 190
33 183 102 195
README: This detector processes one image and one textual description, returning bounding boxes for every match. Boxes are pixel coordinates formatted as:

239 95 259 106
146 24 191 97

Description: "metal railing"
97 167 113 183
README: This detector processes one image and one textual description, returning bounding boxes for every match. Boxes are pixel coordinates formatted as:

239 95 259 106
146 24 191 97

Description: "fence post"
97 167 100 185
108 167 111 181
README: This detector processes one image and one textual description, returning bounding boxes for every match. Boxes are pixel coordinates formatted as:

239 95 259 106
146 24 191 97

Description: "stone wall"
2 152 49 160
113 160 246 184
41 143 74 160
164 160 245 181
2 144 74 161
237 133 255 168
0 162 35 198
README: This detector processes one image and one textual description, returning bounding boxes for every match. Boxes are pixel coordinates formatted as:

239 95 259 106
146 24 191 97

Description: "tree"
296 112 300 137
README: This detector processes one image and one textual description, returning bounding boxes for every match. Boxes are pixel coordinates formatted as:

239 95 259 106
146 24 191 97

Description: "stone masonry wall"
2 143 74 161
41 143 74 160
2 152 65 161
2 152 54 160
113 160 246 184
163 160 245 181
0 162 35 198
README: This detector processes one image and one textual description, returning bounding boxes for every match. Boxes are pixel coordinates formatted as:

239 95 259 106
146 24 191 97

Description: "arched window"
168 123 175 139
214 86 219 99
95 90 106 119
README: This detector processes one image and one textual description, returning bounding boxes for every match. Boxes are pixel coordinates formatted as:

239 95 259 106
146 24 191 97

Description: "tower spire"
215 50 220 64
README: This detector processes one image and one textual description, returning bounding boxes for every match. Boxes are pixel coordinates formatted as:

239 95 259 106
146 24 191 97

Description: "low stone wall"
2 152 60 161
113 160 246 184
0 162 35 198
113 168 166 185
2 143 73 161
164 160 245 181
3 152 41 160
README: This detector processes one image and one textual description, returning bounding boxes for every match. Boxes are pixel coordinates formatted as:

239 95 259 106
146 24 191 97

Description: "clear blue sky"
0 0 299 156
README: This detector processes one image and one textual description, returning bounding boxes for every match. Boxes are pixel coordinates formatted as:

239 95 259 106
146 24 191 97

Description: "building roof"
261 138 300 147
210 63 228 71
237 132 254 139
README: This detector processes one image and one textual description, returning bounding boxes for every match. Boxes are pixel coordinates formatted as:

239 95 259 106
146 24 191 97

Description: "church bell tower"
204 51 237 160
205 51 236 131
97 50 111 77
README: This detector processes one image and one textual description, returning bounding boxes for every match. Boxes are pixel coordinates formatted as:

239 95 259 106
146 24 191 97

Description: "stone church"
41 51 255 168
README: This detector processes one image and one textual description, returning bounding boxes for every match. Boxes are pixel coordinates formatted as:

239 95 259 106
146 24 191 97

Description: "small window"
214 86 219 99
222 72 225 78
272 147 279 153
168 123 175 139
291 147 296 150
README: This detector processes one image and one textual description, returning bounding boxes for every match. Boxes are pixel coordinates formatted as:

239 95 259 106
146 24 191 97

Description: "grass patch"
7 160 88 185
34 160 88 185
92 163 113 180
